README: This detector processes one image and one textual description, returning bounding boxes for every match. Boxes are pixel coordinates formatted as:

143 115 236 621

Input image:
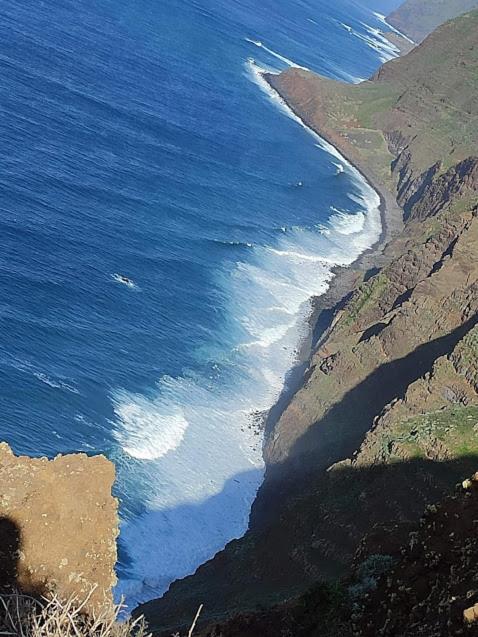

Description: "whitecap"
113 390 189 460
372 11 415 44
333 161 345 174
329 209 366 235
336 19 400 63
9 358 80 394
113 273 137 289
245 37 309 70
33 372 80 394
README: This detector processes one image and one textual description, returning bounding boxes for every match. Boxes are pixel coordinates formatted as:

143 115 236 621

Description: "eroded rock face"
136 13 478 633
0 443 118 610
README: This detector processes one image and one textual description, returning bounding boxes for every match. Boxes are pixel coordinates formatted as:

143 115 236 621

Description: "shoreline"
259 68 404 446
135 64 408 626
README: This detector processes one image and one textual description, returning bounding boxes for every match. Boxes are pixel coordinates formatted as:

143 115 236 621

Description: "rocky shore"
136 9 478 634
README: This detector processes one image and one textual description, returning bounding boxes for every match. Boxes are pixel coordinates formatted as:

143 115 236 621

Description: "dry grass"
0 589 203 637
0 589 150 637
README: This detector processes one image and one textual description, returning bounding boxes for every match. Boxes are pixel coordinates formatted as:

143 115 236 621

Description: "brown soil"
0 443 118 611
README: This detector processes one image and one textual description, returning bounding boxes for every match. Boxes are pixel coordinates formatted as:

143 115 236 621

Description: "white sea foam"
334 66 367 84
246 36 364 85
333 161 345 174
372 11 415 44
361 23 401 60
340 22 353 33
245 37 308 70
33 372 80 394
113 54 382 610
112 273 137 289
329 209 366 235
9 358 79 394
114 393 188 460
338 20 400 63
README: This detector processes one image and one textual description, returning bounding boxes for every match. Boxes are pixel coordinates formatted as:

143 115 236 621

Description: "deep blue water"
0 0 399 606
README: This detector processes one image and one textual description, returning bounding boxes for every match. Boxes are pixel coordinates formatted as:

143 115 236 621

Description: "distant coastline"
258 68 404 450
262 70 403 257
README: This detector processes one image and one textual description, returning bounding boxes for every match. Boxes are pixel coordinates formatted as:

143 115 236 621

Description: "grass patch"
381 405 478 460
343 273 389 325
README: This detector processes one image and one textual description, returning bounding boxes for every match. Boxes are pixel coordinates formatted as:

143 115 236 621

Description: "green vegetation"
348 554 395 599
382 405 478 460
372 10 478 174
292 10 478 183
343 273 389 324
351 86 401 129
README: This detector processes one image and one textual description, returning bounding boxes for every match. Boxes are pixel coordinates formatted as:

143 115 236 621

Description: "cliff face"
183 473 478 637
267 9 478 206
0 443 118 611
137 10 478 636
387 0 478 42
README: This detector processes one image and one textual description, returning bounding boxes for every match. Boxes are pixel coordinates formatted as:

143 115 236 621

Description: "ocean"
0 0 400 607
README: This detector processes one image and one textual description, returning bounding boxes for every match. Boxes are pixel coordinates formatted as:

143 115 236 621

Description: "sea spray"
113 58 382 609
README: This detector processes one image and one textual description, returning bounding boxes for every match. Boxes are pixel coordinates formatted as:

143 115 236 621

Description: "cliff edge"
0 443 118 611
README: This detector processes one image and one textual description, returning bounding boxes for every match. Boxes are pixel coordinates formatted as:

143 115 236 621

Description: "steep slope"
139 208 478 633
266 9 478 206
188 472 478 637
387 0 478 42
137 12 478 634
353 472 478 636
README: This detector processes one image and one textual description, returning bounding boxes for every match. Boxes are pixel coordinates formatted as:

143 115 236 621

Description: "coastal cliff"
137 9 478 635
387 0 478 42
0 443 118 611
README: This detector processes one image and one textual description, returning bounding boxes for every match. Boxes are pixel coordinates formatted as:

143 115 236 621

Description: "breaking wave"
245 37 309 70
339 20 400 62
113 56 382 609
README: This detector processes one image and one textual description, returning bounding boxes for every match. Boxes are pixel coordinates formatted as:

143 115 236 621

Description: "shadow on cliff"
0 517 46 598
117 466 264 599
137 316 478 632
0 517 21 591
138 455 478 635
268 313 478 482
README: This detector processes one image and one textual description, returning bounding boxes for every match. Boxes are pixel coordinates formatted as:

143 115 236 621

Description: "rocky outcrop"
267 212 478 465
0 444 118 611
404 158 478 221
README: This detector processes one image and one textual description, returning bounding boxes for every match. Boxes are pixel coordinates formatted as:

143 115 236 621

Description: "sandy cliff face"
0 443 118 611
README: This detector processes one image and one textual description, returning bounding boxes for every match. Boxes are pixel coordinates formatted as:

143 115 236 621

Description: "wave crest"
113 390 188 460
